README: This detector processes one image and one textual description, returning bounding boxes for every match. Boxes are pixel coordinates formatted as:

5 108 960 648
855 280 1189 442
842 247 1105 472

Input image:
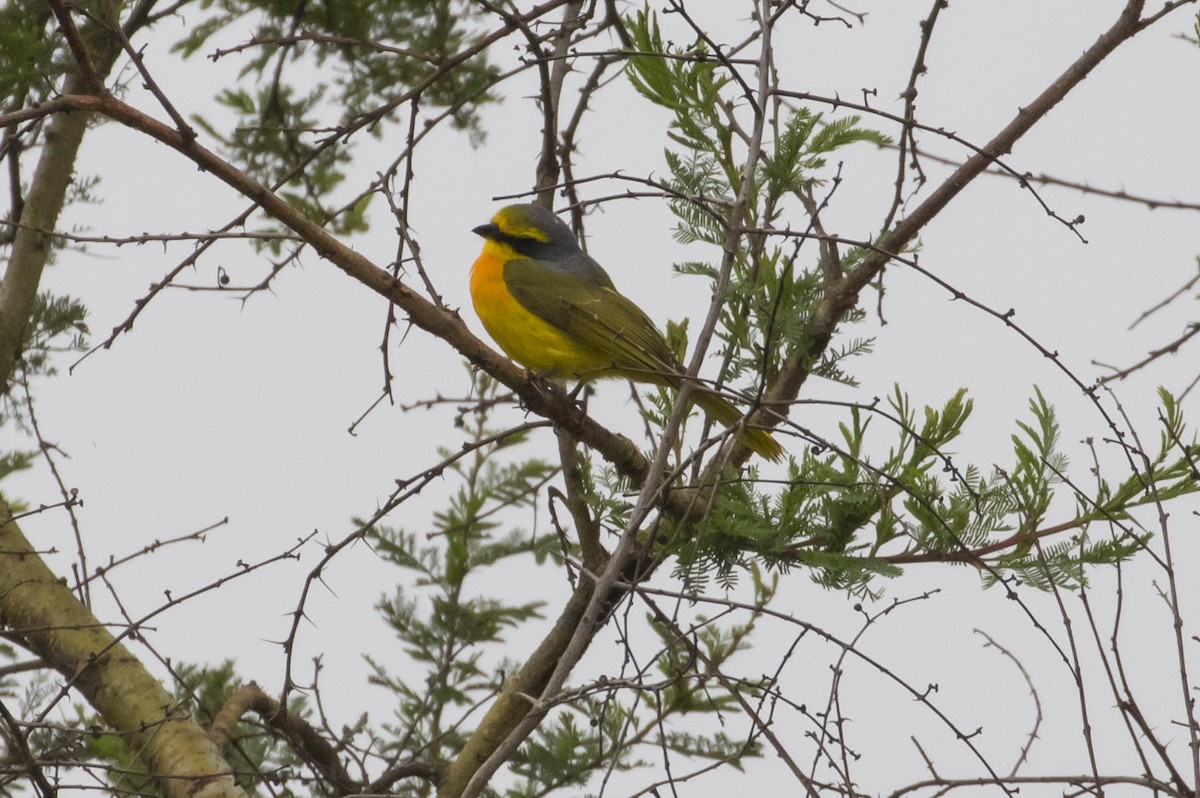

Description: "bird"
469 203 782 462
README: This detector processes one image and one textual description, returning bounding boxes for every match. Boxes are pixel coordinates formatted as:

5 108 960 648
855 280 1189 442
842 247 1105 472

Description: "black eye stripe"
494 231 544 257
494 231 525 246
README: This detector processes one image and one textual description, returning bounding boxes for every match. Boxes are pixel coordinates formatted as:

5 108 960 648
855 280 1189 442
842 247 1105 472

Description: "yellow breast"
470 248 591 376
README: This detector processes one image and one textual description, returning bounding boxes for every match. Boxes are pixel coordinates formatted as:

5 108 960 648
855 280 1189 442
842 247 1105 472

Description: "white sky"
5 0 1200 793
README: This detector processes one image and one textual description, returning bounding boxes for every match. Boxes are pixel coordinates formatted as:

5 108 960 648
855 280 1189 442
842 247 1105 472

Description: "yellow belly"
470 252 604 376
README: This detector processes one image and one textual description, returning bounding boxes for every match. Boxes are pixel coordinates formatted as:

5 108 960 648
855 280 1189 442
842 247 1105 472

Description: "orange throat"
468 248 593 376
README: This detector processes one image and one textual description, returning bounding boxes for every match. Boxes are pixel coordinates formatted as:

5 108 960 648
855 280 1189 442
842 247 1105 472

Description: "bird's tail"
691 389 783 462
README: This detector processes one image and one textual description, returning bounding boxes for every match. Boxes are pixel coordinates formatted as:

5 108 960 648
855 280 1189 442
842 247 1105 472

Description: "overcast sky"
6 0 1200 792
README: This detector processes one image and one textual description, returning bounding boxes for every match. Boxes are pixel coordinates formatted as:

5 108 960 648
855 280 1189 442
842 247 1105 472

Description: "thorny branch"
4 1 1198 796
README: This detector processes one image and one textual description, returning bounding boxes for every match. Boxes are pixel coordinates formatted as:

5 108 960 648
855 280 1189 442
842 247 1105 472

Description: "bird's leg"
566 380 593 414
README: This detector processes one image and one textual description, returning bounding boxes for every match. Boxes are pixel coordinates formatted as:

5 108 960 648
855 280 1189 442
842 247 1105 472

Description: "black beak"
472 223 499 239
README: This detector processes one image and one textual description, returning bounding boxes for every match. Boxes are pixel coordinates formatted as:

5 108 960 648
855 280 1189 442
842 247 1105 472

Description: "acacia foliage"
1 2 1200 797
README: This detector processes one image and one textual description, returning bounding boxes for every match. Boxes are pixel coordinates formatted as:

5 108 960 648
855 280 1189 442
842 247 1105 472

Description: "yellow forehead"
493 207 550 242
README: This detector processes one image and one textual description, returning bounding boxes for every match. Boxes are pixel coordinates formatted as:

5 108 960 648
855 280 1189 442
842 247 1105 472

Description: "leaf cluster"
625 8 887 393
365 376 558 776
0 655 100 794
502 572 773 797
176 0 497 234
0 2 60 108
674 384 1197 596
618 8 1187 598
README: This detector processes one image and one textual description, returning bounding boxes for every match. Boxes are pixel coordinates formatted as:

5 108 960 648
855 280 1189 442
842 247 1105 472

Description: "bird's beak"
472 223 499 239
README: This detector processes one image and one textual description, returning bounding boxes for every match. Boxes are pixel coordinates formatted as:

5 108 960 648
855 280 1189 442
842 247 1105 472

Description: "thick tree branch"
0 512 246 798
0 101 87 395
209 682 366 793
437 581 596 797
0 3 125 394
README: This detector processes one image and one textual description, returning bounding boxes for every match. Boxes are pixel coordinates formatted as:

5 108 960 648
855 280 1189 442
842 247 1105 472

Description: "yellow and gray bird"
469 203 781 461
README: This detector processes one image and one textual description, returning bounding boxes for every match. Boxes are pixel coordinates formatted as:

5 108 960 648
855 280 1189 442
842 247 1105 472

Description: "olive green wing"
503 257 682 382
504 257 783 460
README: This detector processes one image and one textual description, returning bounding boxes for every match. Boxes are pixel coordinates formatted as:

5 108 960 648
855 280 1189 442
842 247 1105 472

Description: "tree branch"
762 0 1161 422
0 1 126 394
0 511 246 798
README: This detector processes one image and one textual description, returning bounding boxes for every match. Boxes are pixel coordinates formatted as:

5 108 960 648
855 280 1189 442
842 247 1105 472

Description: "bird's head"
472 204 580 259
